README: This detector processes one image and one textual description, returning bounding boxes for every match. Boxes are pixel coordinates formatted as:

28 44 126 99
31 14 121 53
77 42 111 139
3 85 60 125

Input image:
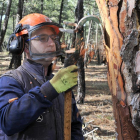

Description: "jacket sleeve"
0 76 59 136
71 93 84 140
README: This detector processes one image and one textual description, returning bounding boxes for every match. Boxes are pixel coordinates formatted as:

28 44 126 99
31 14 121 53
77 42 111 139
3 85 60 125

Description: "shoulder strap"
0 68 25 90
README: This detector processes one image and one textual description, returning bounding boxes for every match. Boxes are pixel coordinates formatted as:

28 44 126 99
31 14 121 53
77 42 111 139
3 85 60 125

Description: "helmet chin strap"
30 50 65 61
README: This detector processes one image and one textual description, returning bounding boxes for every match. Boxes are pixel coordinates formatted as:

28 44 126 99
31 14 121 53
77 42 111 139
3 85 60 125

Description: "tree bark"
96 0 140 139
0 0 12 52
71 28 76 48
77 56 85 104
76 0 85 104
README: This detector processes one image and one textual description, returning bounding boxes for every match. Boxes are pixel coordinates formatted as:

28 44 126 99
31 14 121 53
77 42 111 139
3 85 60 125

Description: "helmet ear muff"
7 34 25 55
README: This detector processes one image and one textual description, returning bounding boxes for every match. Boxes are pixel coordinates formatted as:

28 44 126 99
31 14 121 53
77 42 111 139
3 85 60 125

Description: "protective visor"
26 22 65 60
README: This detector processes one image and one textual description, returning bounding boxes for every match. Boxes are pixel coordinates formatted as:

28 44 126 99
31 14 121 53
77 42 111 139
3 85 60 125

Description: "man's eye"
40 36 47 41
51 35 59 40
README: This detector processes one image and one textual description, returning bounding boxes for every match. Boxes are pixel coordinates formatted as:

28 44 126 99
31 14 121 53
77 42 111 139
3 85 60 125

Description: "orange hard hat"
16 13 60 36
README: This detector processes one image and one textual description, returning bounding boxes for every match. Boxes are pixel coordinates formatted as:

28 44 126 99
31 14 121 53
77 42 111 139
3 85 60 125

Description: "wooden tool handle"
64 91 72 140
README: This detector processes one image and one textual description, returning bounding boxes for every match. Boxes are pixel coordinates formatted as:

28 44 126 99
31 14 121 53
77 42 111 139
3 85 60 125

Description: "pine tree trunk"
77 57 85 103
0 2 4 35
84 20 92 68
0 0 12 52
71 30 76 48
96 0 140 139
76 0 85 104
41 0 43 14
59 0 64 25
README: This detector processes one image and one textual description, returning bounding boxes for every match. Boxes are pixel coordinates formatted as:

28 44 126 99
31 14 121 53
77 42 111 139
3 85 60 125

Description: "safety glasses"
27 34 59 42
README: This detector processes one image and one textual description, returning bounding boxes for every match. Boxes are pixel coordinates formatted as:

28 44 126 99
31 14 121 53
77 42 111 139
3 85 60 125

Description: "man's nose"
47 37 56 51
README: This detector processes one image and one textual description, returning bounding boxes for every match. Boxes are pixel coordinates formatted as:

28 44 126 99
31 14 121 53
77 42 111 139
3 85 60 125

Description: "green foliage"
2 0 101 45
84 0 99 16
10 0 18 16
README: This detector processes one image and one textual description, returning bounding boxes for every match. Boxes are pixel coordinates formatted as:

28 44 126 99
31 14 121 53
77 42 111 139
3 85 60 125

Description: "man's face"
30 26 56 65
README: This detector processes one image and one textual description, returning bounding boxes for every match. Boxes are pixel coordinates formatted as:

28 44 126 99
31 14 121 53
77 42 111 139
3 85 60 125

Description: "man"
0 13 83 140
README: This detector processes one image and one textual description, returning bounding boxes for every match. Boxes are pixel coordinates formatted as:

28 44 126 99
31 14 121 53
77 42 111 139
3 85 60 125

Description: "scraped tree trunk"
0 0 12 52
96 0 140 139
9 0 24 69
76 0 85 104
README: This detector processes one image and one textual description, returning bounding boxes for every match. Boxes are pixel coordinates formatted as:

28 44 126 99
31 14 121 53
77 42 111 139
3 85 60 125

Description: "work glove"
50 65 78 93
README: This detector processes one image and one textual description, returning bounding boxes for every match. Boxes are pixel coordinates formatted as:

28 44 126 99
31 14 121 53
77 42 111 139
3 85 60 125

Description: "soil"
0 52 116 140
76 60 116 140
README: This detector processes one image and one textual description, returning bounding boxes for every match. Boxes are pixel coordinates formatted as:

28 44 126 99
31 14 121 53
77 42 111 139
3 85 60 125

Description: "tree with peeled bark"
75 0 85 104
96 0 140 139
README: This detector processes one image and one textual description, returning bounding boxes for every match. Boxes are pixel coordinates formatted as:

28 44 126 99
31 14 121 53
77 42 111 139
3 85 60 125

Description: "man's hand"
50 65 78 93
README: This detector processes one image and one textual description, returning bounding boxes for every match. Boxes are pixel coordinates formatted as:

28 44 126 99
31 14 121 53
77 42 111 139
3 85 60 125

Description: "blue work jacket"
0 59 83 140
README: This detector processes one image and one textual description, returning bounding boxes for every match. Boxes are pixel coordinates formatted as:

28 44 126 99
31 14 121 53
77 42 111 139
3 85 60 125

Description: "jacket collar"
22 59 53 82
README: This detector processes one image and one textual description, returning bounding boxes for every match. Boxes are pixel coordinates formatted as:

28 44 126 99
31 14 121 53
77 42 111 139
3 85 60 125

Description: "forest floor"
76 61 116 140
0 52 116 140
55 58 116 140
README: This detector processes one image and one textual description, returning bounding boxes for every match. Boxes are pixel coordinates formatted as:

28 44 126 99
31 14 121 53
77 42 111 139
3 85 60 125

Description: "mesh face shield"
26 23 65 61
